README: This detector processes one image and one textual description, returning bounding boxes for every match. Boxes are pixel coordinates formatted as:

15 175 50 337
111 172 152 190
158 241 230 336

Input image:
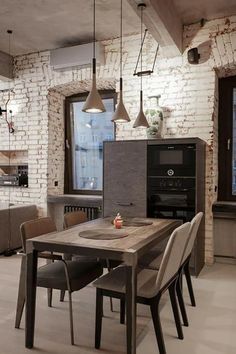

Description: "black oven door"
148 144 196 177
147 190 195 222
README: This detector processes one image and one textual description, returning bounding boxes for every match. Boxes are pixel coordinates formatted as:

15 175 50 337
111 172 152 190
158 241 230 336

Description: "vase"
145 95 163 139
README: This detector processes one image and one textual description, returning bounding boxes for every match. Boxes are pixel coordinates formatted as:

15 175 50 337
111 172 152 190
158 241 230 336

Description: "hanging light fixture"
111 0 130 123
82 0 106 113
133 3 149 128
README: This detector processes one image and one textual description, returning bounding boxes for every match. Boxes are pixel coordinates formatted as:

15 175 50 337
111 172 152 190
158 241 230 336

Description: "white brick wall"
0 15 236 262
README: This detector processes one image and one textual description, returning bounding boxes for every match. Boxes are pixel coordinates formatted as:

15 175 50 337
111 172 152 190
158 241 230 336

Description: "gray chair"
93 222 191 354
63 210 120 312
15 217 103 345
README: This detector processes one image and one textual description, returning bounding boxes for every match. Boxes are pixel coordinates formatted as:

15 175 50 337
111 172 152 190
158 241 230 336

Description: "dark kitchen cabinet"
103 138 206 275
103 140 147 218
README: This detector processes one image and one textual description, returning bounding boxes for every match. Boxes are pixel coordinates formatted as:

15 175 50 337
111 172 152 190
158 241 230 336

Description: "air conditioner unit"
50 42 105 71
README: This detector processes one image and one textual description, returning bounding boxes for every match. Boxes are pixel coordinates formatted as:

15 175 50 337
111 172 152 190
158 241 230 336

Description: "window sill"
47 194 102 208
212 201 236 219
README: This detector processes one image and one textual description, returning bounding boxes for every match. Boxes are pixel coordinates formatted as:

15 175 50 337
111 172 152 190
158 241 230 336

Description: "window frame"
218 76 236 201
64 90 116 195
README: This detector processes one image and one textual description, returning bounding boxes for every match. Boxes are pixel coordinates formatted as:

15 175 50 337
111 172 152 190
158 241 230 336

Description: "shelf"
0 150 28 166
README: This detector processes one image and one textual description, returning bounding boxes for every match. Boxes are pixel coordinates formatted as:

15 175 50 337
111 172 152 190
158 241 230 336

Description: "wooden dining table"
25 217 181 354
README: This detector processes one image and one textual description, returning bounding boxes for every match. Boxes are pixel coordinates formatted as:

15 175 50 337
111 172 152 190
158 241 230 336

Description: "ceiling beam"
127 0 183 57
0 51 13 81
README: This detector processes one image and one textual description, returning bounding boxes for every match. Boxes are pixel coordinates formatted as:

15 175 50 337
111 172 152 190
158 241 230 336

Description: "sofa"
0 204 38 254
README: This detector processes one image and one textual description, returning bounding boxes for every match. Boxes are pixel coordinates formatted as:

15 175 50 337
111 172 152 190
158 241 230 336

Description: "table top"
26 217 181 263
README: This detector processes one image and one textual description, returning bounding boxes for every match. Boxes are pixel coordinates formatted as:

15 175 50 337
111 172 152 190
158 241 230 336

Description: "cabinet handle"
116 202 133 206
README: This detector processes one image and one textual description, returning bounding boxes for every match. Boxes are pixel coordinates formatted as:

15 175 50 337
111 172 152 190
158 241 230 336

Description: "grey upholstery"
15 216 103 345
181 212 203 264
138 234 170 270
94 222 191 354
0 204 37 253
37 260 102 291
94 222 191 298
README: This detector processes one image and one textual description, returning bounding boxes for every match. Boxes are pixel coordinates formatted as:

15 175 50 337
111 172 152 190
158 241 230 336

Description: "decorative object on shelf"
82 0 106 113
133 3 149 128
146 95 164 138
112 0 130 123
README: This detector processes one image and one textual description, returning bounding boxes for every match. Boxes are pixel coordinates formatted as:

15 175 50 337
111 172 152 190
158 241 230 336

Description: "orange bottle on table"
114 213 123 229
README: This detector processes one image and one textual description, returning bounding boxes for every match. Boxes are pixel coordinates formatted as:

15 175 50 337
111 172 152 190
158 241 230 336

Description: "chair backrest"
181 212 203 264
155 222 191 292
20 217 57 252
64 210 88 229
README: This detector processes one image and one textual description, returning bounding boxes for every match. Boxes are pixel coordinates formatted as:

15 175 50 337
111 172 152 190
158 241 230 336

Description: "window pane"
71 98 114 191
232 88 236 195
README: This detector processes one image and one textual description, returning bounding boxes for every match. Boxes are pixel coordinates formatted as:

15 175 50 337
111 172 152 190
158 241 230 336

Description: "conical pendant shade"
112 86 130 123
133 91 149 128
82 69 106 113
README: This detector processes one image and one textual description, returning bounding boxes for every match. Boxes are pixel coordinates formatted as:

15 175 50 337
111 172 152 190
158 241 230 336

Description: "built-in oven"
147 143 196 177
147 143 196 222
147 176 196 221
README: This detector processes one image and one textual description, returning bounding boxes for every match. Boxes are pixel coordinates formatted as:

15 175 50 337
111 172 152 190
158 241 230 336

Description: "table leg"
25 250 38 348
126 265 137 354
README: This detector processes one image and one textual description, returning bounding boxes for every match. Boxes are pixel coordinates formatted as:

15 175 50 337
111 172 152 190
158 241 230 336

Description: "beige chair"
93 222 191 354
139 212 203 328
15 217 103 345
177 212 203 307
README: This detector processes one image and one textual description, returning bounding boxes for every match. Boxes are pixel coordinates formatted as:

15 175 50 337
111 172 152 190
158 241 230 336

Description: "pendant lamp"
82 0 105 113
133 3 149 128
112 0 130 123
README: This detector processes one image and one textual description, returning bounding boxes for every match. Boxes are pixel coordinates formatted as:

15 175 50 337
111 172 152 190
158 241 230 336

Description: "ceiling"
173 0 236 25
0 0 140 56
0 0 235 56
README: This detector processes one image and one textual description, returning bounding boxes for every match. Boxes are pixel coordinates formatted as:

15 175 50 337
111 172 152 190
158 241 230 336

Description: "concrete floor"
0 255 235 354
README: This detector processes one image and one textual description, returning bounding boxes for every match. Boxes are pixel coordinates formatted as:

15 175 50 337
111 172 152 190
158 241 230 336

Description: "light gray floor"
0 255 236 354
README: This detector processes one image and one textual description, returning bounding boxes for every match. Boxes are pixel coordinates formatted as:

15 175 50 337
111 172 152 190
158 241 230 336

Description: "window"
218 76 236 200
65 91 116 194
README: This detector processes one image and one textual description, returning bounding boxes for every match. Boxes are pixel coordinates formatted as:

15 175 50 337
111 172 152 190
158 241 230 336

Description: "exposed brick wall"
0 15 236 262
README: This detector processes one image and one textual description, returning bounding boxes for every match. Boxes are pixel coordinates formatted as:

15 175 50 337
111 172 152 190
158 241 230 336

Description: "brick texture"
0 15 236 262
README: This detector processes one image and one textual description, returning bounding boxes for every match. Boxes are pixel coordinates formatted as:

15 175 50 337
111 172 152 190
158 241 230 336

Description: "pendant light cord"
140 5 143 93
93 0 95 58
120 0 123 80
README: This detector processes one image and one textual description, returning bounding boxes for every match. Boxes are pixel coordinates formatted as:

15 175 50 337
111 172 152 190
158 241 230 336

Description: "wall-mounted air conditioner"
50 42 105 71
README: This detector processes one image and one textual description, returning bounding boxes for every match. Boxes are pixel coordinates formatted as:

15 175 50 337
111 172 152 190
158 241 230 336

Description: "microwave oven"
147 143 196 177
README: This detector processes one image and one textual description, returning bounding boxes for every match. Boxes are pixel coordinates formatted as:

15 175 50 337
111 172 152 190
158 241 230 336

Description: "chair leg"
150 296 167 354
46 259 53 307
176 275 189 326
120 298 125 324
184 261 196 307
168 281 184 340
95 289 103 349
106 259 113 312
68 292 74 345
47 288 53 307
60 290 66 302
15 256 26 328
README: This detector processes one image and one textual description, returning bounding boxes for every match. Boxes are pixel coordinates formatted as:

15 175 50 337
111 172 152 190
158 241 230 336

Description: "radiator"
64 205 100 221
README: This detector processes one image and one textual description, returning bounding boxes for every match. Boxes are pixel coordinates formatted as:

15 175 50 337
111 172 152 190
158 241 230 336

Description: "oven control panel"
148 177 195 191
